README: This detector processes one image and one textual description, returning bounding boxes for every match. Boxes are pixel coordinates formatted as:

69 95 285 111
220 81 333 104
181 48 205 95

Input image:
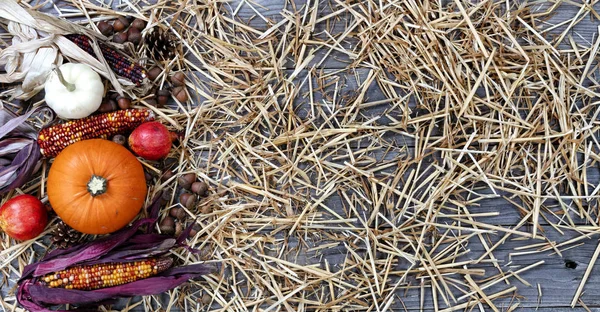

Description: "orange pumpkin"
47 139 147 234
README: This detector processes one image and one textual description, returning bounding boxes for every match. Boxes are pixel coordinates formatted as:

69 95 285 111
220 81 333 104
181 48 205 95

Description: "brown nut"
174 222 183 237
97 21 114 36
201 293 212 305
171 72 185 87
113 32 128 44
161 169 175 182
147 67 162 81
159 190 171 205
145 98 159 107
113 16 129 32
169 207 186 220
172 86 188 103
127 27 142 45
179 192 197 210
117 96 131 110
156 89 170 96
159 216 175 235
191 182 208 196
112 134 126 146
98 99 117 113
131 18 146 31
177 173 197 190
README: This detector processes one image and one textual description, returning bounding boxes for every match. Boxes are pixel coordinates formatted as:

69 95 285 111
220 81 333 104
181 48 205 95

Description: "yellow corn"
41 257 172 290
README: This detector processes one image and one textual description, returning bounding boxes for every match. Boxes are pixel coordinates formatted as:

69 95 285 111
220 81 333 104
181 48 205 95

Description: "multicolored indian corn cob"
38 109 155 158
65 34 147 85
40 257 173 290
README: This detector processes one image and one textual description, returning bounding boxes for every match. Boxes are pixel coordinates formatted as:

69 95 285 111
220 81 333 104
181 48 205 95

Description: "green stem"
55 66 76 92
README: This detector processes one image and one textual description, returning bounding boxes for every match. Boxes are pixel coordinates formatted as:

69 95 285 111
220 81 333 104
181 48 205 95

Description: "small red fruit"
0 195 48 241
128 121 172 161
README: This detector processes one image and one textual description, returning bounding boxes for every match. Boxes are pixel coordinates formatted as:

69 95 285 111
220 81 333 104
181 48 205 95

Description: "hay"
2 0 600 310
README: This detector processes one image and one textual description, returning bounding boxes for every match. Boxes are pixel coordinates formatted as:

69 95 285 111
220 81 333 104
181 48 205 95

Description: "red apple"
0 194 48 241
128 121 172 161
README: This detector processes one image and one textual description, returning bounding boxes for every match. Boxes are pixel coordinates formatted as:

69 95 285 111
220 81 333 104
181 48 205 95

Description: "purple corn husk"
17 193 215 311
0 108 46 194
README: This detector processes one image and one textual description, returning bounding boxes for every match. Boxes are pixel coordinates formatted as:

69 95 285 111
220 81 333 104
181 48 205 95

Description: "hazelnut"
200 204 211 215
172 86 188 103
131 18 146 31
127 27 142 45
159 216 175 235
177 173 196 190
117 96 131 110
170 207 186 220
113 16 130 32
191 182 208 196
147 67 162 81
161 169 175 182
144 171 153 181
112 134 126 145
98 99 117 113
97 21 114 36
112 32 128 44
171 72 185 87
179 192 197 210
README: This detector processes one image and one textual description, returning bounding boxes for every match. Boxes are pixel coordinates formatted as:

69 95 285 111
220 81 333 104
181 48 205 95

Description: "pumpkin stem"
54 66 76 92
87 175 107 196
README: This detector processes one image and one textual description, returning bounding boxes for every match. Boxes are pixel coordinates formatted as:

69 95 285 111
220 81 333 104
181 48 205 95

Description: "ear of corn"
41 257 173 290
65 34 147 85
38 109 155 158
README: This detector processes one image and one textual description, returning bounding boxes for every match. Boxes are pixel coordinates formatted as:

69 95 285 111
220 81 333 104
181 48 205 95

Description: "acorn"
174 222 183 237
161 169 175 182
145 98 159 107
117 96 131 110
191 182 208 196
179 193 197 210
201 293 212 305
171 72 185 87
159 216 175 235
112 134 126 146
147 67 162 81
131 18 146 31
97 21 114 36
172 86 188 103
169 207 186 220
113 16 129 32
98 99 117 113
160 190 172 205
113 32 128 44
177 173 196 189
127 27 142 45
157 89 170 107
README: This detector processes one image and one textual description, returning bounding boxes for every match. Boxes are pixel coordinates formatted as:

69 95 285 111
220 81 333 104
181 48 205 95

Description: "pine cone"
144 27 177 60
51 221 83 249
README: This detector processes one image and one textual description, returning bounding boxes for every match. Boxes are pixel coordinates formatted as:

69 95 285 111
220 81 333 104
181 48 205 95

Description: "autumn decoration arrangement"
0 1 212 310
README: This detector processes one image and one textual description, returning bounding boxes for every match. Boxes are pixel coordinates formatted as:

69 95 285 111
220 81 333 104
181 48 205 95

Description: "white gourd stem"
55 67 76 92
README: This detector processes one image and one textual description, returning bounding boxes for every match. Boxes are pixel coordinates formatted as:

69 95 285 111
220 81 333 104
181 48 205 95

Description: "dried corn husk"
0 0 147 99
